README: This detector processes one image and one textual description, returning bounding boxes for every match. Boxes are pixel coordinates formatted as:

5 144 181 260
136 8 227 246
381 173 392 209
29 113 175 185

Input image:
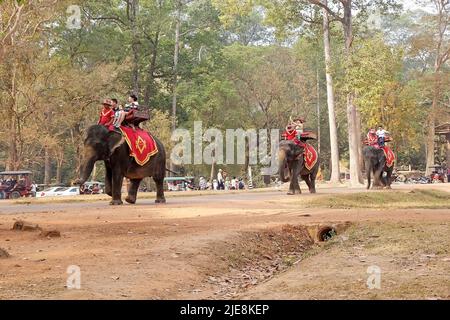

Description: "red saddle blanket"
118 126 158 166
382 146 395 168
303 143 318 171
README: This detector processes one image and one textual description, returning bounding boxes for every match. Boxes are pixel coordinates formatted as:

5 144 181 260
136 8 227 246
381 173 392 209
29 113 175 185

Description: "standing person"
217 169 224 190
376 125 389 147
30 182 37 197
98 99 114 126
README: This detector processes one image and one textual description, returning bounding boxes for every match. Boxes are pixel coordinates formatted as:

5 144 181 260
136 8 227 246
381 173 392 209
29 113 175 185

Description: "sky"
401 0 435 13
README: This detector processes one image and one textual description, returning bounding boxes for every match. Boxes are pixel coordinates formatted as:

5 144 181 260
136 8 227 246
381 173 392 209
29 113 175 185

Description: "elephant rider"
283 116 306 147
376 125 389 147
292 116 305 141
112 94 140 129
98 99 114 126
366 128 378 147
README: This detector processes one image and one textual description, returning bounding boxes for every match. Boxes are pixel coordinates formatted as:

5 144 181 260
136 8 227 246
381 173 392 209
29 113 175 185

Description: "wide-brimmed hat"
102 99 113 106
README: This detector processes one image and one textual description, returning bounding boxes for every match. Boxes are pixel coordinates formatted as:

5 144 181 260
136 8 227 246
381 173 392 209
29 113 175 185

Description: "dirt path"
0 184 449 299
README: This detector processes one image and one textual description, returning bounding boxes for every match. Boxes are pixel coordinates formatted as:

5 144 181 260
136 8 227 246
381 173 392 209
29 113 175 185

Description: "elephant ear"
107 131 126 155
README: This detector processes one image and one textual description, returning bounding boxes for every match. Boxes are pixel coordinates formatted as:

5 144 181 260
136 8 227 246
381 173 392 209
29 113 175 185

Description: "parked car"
60 187 80 196
36 187 68 198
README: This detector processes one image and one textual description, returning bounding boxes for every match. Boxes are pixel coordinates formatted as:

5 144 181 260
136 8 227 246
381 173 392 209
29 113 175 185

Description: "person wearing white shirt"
217 169 224 190
376 126 389 147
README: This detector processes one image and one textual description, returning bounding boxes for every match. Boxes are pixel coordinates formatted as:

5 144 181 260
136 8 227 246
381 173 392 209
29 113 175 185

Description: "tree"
422 0 450 174
321 0 340 182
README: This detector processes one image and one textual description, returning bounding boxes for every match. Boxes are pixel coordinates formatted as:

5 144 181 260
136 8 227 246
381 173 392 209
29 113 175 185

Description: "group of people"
215 169 245 190
98 94 140 130
0 178 18 193
367 125 390 147
197 170 245 191
0 176 37 198
283 116 307 146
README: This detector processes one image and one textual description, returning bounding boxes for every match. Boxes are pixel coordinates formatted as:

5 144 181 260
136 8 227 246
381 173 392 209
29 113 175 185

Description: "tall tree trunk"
172 2 181 130
356 109 364 182
426 82 439 175
6 115 18 171
129 0 140 94
55 148 64 184
343 0 362 186
5 64 19 171
56 160 62 184
322 3 341 183
316 66 321 156
44 147 52 185
425 0 449 174
144 29 160 107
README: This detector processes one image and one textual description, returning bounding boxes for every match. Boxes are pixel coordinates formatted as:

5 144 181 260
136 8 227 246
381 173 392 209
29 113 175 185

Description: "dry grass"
241 220 450 300
304 189 450 209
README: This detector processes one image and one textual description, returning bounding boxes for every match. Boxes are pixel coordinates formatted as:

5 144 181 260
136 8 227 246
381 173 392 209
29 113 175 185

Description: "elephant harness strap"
118 126 159 166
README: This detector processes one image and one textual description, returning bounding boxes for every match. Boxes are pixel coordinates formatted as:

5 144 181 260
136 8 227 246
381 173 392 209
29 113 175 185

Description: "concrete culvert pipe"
317 226 337 242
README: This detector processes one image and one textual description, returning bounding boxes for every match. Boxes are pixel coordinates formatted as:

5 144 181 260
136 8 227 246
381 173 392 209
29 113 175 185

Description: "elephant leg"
125 179 141 204
302 173 316 193
288 165 301 195
302 175 312 192
384 168 393 189
110 169 124 205
372 167 384 189
105 164 112 197
154 176 166 203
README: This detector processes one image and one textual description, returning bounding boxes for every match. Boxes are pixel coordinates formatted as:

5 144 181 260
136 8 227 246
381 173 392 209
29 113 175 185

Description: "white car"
59 187 80 196
36 187 68 198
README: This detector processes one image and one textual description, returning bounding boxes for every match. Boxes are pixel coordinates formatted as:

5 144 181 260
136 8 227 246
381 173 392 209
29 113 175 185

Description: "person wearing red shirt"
98 99 114 126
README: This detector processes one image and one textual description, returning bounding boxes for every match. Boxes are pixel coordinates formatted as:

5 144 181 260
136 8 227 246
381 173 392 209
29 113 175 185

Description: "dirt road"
0 183 449 299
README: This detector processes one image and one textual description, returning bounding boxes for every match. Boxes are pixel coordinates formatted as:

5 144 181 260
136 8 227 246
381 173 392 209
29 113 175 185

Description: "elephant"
363 146 394 189
76 125 166 205
278 140 319 195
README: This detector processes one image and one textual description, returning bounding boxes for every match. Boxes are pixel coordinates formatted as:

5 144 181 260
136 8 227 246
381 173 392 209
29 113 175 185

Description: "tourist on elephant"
98 99 114 126
283 116 306 147
376 125 389 147
113 94 140 129
291 116 305 141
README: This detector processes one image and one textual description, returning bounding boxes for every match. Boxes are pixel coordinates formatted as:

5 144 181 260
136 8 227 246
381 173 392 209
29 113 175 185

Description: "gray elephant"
278 140 320 195
76 125 166 205
363 146 394 189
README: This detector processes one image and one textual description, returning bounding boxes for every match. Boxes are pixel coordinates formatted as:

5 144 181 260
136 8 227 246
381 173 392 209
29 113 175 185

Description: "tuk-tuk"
0 171 33 199
164 177 195 191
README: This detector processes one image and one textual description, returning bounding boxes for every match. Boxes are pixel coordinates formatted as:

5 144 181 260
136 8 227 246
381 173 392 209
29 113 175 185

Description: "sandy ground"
0 183 449 300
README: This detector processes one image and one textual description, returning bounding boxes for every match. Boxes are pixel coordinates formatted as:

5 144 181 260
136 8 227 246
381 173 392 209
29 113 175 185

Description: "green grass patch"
304 189 450 209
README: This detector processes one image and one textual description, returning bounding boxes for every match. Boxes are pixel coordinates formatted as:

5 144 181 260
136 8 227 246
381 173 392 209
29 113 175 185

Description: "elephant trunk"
278 150 290 183
74 147 97 186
